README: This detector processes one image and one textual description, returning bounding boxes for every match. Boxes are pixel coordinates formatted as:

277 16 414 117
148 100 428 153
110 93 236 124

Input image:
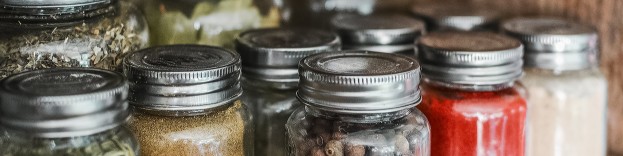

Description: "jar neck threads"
424 78 515 92
304 106 412 123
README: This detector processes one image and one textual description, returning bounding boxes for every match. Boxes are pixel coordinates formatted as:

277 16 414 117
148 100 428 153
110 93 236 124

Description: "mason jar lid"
411 4 500 31
502 17 598 70
418 31 524 85
123 45 242 115
0 68 129 138
236 28 341 83
298 51 422 114
0 0 111 15
331 14 426 45
343 44 416 55
502 17 597 52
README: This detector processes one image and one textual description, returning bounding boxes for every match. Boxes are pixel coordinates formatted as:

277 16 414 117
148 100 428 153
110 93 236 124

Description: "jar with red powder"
416 31 527 156
286 51 430 156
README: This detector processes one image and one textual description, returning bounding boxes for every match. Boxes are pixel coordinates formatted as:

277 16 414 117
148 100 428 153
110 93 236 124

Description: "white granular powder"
522 68 607 156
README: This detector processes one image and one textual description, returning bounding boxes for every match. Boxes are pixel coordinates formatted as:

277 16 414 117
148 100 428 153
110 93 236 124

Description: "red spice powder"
417 83 527 156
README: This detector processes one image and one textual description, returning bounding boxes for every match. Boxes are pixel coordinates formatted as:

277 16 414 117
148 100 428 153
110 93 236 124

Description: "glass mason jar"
330 15 425 56
286 51 431 156
0 68 138 155
281 0 412 29
0 0 149 78
411 2 500 32
502 17 607 156
123 45 252 156
416 32 527 156
236 28 341 156
140 0 280 48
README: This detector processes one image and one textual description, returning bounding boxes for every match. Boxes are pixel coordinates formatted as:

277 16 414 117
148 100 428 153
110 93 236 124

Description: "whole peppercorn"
310 146 326 156
344 144 365 156
324 140 344 156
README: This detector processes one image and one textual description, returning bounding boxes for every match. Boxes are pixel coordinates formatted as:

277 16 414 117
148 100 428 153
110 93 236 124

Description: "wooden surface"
412 0 623 154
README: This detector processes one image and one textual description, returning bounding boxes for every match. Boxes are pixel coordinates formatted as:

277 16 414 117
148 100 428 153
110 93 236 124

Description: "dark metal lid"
0 68 129 138
418 31 524 85
236 28 341 83
502 17 598 70
331 14 426 45
298 51 422 114
411 4 500 31
0 0 112 15
123 45 242 115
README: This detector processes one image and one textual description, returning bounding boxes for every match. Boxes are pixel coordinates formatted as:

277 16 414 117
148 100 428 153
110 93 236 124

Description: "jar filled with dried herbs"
236 28 341 156
140 0 280 48
124 45 252 156
286 51 431 156
331 15 425 56
0 68 137 156
0 0 149 78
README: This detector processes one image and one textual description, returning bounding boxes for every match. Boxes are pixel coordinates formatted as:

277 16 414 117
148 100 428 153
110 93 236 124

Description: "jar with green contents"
0 68 137 156
236 28 341 156
141 0 280 48
0 0 149 78
124 45 252 156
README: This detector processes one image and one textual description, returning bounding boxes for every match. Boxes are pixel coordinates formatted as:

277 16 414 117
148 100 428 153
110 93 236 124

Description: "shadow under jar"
0 68 138 155
0 0 149 78
502 17 607 156
286 51 431 156
330 14 425 56
416 31 527 156
140 0 281 48
236 28 341 156
123 45 252 156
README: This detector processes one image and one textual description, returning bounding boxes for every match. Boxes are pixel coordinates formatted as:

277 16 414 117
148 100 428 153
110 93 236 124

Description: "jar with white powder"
502 17 607 156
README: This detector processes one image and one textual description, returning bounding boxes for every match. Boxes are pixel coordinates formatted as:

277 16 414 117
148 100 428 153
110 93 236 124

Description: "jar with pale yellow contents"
140 0 280 48
123 45 252 156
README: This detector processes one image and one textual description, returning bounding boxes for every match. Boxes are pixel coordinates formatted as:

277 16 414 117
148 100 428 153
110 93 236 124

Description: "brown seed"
324 140 344 156
309 146 326 156
344 144 365 156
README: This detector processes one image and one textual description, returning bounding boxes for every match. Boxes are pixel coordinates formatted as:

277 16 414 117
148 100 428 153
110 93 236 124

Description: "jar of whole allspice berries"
124 45 252 156
0 0 149 78
286 51 431 156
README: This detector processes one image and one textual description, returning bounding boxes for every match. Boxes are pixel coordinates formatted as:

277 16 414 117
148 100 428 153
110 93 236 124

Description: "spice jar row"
0 5 610 156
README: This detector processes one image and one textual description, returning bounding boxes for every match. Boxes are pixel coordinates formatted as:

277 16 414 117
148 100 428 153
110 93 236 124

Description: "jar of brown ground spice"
123 45 251 156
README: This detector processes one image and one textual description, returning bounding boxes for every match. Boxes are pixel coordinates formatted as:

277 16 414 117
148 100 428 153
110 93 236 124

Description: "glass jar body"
127 101 253 156
521 68 607 156
141 0 280 48
418 82 527 156
280 0 412 29
286 107 431 156
241 78 300 156
0 126 139 155
0 1 149 78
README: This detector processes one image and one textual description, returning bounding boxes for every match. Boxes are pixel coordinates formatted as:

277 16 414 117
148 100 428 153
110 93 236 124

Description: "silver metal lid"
331 14 426 45
502 17 597 52
236 28 341 83
411 4 500 31
343 44 416 56
502 17 598 70
418 31 524 85
0 68 129 138
298 51 422 114
123 45 242 115
0 0 111 15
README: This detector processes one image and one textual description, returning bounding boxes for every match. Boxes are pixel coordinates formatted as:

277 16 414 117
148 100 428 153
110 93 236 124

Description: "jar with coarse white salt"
503 17 607 156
